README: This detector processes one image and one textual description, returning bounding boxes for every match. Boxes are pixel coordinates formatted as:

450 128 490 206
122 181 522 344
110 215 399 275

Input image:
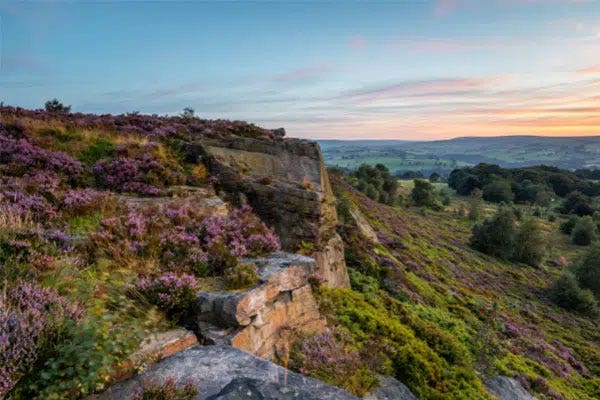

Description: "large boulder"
89 345 359 400
184 136 349 288
192 253 326 360
485 376 537 400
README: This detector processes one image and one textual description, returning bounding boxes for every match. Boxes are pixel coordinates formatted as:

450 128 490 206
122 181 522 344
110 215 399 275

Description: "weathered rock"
349 207 379 244
89 345 359 400
364 375 417 400
105 329 199 390
192 253 326 360
485 376 537 400
184 136 349 288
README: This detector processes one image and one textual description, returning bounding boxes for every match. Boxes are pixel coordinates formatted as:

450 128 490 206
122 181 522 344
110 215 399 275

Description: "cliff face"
185 136 349 288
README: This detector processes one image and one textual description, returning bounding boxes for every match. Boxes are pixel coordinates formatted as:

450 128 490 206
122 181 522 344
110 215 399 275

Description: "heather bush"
224 263 259 290
0 281 83 396
0 132 83 179
133 377 198 400
202 205 280 258
61 188 110 215
93 142 185 196
290 329 378 396
136 273 198 318
0 190 57 222
18 302 145 399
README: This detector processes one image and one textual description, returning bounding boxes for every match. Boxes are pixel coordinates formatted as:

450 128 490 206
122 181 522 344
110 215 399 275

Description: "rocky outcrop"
364 375 417 400
184 136 349 288
349 207 379 244
485 376 537 400
192 253 326 360
89 345 359 400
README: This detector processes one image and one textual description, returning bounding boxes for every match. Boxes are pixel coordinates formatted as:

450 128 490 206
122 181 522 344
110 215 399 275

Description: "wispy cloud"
578 64 600 74
269 64 335 82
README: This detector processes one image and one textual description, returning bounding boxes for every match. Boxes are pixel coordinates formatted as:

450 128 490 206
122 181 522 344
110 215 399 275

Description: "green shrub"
483 180 514 203
468 188 484 221
549 272 598 315
514 217 547 267
77 137 116 166
411 179 441 209
470 207 516 260
16 304 145 399
571 216 597 246
573 242 600 299
224 263 259 290
559 215 579 235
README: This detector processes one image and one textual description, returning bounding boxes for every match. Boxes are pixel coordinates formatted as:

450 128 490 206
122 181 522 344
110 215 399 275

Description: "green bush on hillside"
549 272 598 315
571 216 597 246
573 243 600 299
411 179 441 210
514 217 546 267
470 207 516 260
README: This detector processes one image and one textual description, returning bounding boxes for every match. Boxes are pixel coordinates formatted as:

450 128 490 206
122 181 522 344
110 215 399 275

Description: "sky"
1 1 600 140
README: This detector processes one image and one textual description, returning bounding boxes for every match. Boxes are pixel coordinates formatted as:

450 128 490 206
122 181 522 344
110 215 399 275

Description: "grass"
329 175 600 400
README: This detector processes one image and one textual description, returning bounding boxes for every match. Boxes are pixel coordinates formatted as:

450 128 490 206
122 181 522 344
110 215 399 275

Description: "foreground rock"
364 375 417 400
185 136 349 287
89 345 359 400
485 376 537 400
192 253 326 359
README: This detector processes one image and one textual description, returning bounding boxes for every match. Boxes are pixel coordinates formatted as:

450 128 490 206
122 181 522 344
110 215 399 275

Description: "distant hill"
319 135 600 175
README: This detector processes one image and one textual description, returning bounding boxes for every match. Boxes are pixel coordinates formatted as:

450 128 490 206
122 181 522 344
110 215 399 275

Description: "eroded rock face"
485 376 537 400
89 345 359 400
192 253 326 360
185 136 349 288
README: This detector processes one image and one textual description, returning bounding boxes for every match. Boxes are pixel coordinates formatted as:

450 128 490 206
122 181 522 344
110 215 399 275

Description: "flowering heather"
202 205 280 257
135 272 198 317
0 105 280 141
0 132 84 179
61 188 108 214
0 281 82 395
0 190 57 222
93 143 185 196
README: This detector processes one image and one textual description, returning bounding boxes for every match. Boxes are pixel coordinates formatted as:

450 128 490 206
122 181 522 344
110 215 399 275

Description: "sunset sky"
1 1 600 140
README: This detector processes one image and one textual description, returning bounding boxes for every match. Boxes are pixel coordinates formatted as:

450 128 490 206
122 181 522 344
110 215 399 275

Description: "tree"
514 217 547 267
549 272 598 314
573 242 600 299
468 189 484 221
181 107 195 119
559 215 579 235
470 207 516 260
561 191 594 216
429 172 441 183
482 180 514 203
571 216 597 246
411 179 439 209
44 98 71 113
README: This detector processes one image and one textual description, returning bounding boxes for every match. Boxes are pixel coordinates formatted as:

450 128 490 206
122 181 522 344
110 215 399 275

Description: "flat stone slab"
89 345 359 400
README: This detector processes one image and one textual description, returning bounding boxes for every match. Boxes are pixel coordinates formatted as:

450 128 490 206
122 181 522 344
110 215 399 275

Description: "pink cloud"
578 64 600 74
434 0 460 17
349 34 367 50
270 64 334 82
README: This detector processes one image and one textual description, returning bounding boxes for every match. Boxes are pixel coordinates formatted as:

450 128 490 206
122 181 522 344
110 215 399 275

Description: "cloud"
349 34 367 50
269 64 334 82
434 0 460 17
578 64 600 74
395 37 509 53
340 78 490 101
